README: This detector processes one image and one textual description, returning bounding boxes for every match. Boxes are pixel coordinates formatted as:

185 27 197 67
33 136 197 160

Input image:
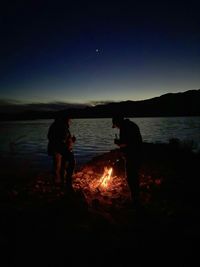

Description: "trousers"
125 157 141 205
53 149 75 187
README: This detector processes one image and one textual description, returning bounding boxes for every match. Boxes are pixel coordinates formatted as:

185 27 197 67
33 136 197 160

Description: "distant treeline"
0 89 200 121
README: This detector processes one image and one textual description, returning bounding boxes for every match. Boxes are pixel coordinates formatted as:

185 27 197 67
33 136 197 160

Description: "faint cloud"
0 99 22 105
0 99 87 113
89 100 114 106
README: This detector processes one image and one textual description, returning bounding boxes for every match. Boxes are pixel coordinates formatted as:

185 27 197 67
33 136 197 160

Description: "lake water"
0 117 200 171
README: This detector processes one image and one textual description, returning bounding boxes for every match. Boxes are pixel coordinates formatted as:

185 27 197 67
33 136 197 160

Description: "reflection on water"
0 117 200 170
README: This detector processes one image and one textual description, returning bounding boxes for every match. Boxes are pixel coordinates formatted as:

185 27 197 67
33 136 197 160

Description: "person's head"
112 114 124 128
55 111 71 126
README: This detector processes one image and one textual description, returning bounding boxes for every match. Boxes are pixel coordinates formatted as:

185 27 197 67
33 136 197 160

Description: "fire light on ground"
30 150 163 209
72 165 131 208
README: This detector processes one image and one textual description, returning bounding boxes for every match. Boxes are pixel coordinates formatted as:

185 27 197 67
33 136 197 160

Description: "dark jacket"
119 119 143 161
47 119 73 155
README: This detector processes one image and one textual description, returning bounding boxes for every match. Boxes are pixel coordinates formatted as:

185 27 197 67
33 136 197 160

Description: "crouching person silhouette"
47 112 76 192
112 114 143 209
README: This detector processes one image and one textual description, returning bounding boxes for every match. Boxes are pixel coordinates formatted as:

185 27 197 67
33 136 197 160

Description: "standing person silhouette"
112 114 143 209
47 112 76 191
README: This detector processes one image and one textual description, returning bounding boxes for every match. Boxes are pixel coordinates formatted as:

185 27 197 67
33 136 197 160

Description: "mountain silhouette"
0 89 200 120
54 89 200 118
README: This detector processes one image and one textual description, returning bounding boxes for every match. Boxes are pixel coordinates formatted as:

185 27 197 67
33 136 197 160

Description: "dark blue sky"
0 0 200 110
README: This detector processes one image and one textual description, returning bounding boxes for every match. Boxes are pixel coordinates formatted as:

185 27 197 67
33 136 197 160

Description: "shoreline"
1 140 199 194
1 114 200 122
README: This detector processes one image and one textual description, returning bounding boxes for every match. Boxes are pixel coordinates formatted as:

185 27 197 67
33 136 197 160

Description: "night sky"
0 0 200 111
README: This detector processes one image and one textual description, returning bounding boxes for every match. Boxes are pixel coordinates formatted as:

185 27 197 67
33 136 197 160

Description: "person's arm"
114 126 128 148
71 135 76 143
47 124 55 141
65 129 76 150
114 138 127 148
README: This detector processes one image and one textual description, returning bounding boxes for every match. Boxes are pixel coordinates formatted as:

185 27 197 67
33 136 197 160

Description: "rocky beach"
0 141 200 266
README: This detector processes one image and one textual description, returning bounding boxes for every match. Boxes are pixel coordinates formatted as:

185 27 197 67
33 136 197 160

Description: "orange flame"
89 167 113 191
99 167 113 188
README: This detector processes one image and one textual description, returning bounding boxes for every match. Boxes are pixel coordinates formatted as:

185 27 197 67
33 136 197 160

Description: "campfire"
72 150 163 209
72 160 131 208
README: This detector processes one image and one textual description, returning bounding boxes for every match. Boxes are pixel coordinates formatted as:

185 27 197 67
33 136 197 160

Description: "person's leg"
126 159 140 207
62 149 75 190
53 153 62 185
60 157 67 188
66 151 75 188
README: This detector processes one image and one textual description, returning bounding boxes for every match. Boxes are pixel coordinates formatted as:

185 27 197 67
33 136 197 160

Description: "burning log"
89 167 113 190
72 151 131 208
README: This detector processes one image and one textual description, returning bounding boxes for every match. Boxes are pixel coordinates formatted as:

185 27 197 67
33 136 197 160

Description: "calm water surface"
0 117 200 171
